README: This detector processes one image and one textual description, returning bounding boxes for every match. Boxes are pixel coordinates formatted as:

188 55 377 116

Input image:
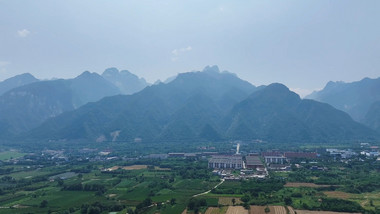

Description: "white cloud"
17 29 30 37
171 46 192 61
0 61 10 67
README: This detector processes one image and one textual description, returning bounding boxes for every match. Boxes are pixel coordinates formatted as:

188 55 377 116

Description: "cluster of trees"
134 198 152 213
212 178 284 196
187 198 207 214
242 178 284 194
288 157 380 194
0 174 51 194
80 202 124 214
147 180 172 196
62 183 107 195
320 198 363 213
0 167 14 175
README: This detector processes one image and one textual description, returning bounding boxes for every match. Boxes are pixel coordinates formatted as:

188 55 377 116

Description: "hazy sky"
1 1 379 97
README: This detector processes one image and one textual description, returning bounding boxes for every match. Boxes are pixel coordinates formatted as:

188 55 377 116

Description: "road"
192 178 225 197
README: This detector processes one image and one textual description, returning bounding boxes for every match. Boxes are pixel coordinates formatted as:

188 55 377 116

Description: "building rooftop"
246 155 263 166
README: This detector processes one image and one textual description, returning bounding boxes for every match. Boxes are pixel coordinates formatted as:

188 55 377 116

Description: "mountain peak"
102 67 120 77
101 67 149 95
248 82 300 105
17 73 36 79
76 71 100 79
266 83 290 92
0 73 39 95
202 65 220 73
306 76 380 121
263 83 299 99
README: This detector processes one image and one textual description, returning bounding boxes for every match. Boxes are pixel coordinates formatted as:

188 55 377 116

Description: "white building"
264 155 286 164
208 155 243 169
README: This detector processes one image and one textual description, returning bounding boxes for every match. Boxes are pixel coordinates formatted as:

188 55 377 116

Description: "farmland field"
324 191 352 199
0 151 25 161
295 210 361 214
218 197 243 205
226 206 248 214
249 206 287 214
284 182 330 188
205 206 228 214
122 165 148 170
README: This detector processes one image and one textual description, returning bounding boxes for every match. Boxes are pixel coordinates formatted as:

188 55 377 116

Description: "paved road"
192 178 225 197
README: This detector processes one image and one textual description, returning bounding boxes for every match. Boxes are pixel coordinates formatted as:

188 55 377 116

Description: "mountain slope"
0 73 39 95
26 67 378 144
224 83 378 142
69 71 121 107
306 77 380 121
0 72 120 136
27 66 257 141
102 67 149 94
363 101 380 133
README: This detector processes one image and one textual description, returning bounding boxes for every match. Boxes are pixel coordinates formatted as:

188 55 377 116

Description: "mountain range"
364 101 380 133
306 77 380 121
101 67 149 94
22 66 378 143
0 73 39 95
0 69 149 137
306 77 380 133
0 66 378 144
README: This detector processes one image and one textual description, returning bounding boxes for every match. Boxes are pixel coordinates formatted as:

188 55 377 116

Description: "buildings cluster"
326 148 380 159
326 149 357 159
208 151 318 171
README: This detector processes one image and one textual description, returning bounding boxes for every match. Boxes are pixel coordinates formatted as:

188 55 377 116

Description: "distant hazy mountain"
364 101 380 133
224 83 377 142
0 72 120 136
0 73 39 95
102 67 149 94
306 77 380 121
27 66 257 141
26 66 378 143
70 71 121 107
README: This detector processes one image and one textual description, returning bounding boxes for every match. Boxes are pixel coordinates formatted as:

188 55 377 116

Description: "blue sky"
1 0 379 96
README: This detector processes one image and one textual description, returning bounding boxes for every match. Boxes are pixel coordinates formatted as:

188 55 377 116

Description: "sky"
0 1 380 97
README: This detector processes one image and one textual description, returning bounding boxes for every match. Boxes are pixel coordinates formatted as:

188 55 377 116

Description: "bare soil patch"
324 191 352 199
12 204 30 208
287 206 295 214
295 210 360 214
249 206 273 214
285 182 330 188
249 206 287 214
218 197 243 205
226 206 248 214
122 165 148 170
154 166 171 170
205 207 228 214
272 206 287 214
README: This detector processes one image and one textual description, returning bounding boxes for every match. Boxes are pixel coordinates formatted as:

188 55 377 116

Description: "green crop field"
0 151 25 161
